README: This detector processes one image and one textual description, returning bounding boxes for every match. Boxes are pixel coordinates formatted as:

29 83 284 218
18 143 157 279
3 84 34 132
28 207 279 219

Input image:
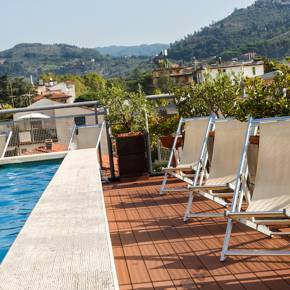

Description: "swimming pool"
0 159 62 263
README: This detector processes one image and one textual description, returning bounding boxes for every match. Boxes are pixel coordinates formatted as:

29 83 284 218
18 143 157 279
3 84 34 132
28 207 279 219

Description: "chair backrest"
248 121 290 212
207 119 247 185
179 118 210 166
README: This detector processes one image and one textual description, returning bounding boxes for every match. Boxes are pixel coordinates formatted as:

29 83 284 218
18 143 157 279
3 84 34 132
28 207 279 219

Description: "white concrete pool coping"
0 151 68 165
0 148 119 290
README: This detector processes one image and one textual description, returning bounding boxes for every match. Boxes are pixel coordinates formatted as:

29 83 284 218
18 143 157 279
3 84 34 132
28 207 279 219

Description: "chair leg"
183 191 194 222
220 218 234 262
160 172 168 195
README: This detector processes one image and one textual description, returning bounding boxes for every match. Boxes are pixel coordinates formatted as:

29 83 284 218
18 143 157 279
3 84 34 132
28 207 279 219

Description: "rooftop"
104 176 290 289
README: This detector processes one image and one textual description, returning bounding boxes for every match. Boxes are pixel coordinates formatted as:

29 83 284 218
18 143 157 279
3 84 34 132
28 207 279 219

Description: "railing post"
94 105 103 169
105 108 116 180
144 111 153 174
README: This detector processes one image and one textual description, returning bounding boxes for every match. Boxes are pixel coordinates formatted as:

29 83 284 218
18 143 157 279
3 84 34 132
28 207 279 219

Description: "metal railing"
0 101 116 179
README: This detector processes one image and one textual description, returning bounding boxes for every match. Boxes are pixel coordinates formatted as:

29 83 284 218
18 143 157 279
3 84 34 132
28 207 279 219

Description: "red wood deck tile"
103 176 290 290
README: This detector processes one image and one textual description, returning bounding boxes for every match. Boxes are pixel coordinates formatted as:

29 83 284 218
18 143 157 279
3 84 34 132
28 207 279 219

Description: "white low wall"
0 151 67 165
0 134 6 158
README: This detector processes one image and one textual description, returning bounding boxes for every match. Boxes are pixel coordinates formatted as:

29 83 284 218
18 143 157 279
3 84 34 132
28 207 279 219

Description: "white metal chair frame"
221 116 290 261
184 119 251 222
160 116 215 195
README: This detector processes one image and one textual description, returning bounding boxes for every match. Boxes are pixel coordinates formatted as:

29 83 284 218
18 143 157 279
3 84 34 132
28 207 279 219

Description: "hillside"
169 0 290 61
96 44 169 57
0 43 153 78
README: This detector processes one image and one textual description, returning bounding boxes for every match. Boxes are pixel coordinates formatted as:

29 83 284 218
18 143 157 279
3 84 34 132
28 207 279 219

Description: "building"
36 80 76 104
8 99 108 156
153 61 265 87
152 65 194 87
195 61 264 83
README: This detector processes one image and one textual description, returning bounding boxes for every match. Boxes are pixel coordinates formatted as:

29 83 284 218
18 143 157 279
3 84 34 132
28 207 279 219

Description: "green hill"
169 0 290 61
0 43 153 78
96 44 169 57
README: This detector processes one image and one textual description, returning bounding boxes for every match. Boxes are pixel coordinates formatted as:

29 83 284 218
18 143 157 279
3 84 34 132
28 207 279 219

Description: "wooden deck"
104 176 290 290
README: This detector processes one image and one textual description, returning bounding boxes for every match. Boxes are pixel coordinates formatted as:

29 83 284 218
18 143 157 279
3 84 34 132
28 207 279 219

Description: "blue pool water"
0 159 62 263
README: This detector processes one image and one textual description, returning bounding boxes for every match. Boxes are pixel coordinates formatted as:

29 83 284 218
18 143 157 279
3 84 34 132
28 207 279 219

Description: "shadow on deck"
104 176 290 290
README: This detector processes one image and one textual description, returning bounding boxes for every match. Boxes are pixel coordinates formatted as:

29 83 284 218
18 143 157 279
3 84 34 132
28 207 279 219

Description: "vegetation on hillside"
0 43 153 79
96 44 169 57
169 0 290 60
1 56 290 137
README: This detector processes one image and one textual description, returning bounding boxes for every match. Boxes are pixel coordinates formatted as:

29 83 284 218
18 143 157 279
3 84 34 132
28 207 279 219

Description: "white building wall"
206 64 264 80
243 65 264 77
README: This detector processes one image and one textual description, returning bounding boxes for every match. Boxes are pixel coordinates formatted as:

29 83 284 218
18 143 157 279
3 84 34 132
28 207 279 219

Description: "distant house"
152 65 194 87
36 80 76 104
0 99 108 157
195 61 265 83
8 98 109 156
153 61 265 87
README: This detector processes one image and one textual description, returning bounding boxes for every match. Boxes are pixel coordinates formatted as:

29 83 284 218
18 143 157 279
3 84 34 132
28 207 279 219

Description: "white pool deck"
0 148 119 290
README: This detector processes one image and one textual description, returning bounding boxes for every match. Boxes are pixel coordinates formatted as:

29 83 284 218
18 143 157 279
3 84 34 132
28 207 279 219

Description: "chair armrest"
188 184 230 191
225 209 290 219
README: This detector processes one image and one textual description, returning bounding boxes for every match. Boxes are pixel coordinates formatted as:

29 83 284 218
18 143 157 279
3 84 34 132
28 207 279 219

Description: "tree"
234 71 290 120
173 73 242 118
0 75 10 103
96 82 150 133
0 75 35 107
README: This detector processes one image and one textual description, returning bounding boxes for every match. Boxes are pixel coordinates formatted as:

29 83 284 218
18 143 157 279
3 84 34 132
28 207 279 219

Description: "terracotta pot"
160 135 183 149
115 131 144 138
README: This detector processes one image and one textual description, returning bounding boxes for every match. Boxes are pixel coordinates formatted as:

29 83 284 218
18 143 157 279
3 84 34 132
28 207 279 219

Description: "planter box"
116 132 148 180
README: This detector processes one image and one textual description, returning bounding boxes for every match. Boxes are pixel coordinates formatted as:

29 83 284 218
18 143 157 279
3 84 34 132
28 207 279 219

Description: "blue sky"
0 0 255 50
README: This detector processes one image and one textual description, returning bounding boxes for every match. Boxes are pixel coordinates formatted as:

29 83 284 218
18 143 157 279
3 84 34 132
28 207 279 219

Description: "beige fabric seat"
221 119 290 261
247 121 290 212
184 119 248 221
160 117 213 194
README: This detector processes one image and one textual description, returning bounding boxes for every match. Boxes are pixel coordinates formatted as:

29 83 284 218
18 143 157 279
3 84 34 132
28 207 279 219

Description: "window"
252 67 256 76
74 116 86 126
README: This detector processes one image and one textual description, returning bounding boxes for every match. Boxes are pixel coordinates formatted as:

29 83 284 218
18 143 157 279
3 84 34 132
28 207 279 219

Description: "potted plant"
99 84 151 180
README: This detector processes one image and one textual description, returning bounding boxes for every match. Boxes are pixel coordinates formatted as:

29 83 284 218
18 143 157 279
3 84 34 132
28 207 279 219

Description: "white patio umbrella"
16 112 50 120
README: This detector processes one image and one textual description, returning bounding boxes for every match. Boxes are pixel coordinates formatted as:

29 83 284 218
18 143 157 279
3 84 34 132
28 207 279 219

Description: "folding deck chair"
221 117 290 261
184 119 249 221
160 116 215 195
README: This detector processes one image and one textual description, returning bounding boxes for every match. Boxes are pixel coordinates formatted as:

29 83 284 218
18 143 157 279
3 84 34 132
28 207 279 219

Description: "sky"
0 0 255 51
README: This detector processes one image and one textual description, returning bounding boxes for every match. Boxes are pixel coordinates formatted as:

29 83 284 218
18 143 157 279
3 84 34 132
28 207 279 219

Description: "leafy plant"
173 73 242 118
